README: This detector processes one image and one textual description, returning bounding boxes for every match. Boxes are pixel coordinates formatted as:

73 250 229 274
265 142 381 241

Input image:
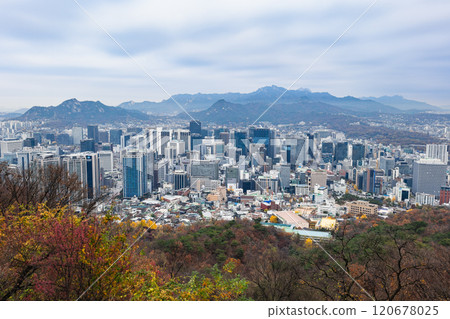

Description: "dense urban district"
0 88 449 300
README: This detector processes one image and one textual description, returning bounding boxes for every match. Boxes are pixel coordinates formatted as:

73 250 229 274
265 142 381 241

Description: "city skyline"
1 0 450 110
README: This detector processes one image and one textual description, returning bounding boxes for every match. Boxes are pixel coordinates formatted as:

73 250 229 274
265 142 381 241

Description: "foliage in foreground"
0 203 449 301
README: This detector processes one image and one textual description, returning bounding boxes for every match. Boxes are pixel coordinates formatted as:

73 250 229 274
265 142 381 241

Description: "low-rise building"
346 200 378 215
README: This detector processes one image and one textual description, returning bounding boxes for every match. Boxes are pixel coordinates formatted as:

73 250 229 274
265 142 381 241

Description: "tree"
0 205 138 300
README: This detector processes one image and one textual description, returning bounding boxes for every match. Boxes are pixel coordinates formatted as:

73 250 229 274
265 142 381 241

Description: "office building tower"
127 127 143 134
56 134 72 145
33 133 42 145
439 186 450 205
123 152 147 198
380 156 395 177
363 168 384 195
87 125 99 143
172 129 191 152
17 151 32 172
0 138 23 157
80 139 96 153
426 144 448 164
109 129 123 145
219 132 230 145
23 137 36 148
334 142 348 162
249 127 273 158
191 160 219 180
276 163 291 190
352 143 365 167
98 131 109 143
189 120 202 135
174 170 188 190
225 166 240 187
63 153 100 199
45 133 55 142
310 170 327 191
412 159 447 197
72 127 83 145
121 134 132 148
321 141 334 163
98 151 114 172
234 131 248 156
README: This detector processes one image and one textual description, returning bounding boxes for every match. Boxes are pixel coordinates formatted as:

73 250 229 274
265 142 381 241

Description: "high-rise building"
234 131 248 156
412 159 447 197
0 138 23 157
309 170 327 191
189 120 202 135
72 127 83 145
98 151 114 172
380 156 395 177
63 153 100 199
17 151 32 172
334 142 348 162
426 144 448 164
276 163 291 190
225 166 240 188
363 168 384 195
109 129 123 145
87 125 99 143
174 170 188 190
249 127 273 158
352 143 365 167
80 139 95 153
321 141 334 163
191 160 219 180
23 137 36 148
98 131 109 143
123 152 147 198
439 186 450 205
56 134 72 145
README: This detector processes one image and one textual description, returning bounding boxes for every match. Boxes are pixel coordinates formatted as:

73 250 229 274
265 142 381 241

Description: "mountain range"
16 99 149 125
120 86 416 115
9 86 444 125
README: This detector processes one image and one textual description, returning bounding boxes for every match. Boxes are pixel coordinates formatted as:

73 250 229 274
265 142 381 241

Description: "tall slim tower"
123 152 147 198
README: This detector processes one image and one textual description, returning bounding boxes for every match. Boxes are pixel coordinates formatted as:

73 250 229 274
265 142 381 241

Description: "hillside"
17 98 149 125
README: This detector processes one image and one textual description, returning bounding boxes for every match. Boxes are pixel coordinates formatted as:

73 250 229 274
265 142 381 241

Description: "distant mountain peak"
256 85 286 93
16 99 149 125
62 98 80 104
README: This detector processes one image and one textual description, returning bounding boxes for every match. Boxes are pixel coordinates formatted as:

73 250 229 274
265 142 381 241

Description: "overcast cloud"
0 0 449 110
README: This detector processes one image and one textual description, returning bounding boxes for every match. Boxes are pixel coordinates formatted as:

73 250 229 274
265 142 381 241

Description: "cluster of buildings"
1 119 449 236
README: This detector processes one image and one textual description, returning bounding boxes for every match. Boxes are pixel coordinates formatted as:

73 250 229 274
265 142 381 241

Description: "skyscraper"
439 186 450 205
380 156 395 177
87 125 99 143
412 159 447 197
80 139 95 153
174 170 188 190
334 142 348 162
63 153 100 199
321 141 334 163
109 129 123 145
426 144 448 164
72 127 83 145
352 143 365 167
234 131 248 156
123 152 147 198
189 120 202 135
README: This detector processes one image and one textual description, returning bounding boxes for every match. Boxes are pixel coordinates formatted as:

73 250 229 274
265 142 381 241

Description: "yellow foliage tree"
269 215 278 224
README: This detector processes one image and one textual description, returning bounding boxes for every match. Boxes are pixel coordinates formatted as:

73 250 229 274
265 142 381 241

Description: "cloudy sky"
0 0 449 111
